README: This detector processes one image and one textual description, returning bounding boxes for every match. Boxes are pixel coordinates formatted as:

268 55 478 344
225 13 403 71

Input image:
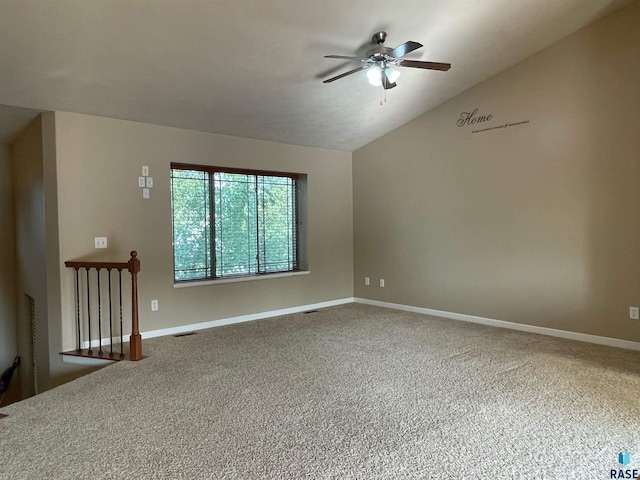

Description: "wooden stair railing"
63 251 142 361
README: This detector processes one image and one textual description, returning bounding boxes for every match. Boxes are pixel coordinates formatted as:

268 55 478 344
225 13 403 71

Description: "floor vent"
174 332 197 337
303 310 319 314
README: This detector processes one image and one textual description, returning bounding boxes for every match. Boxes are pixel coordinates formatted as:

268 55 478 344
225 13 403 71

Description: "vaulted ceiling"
0 0 633 150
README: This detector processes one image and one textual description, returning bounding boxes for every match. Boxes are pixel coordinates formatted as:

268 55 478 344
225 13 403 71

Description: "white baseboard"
62 355 115 367
141 297 355 340
80 337 127 350
355 298 640 351
67 296 639 361
68 298 354 354
65 298 355 363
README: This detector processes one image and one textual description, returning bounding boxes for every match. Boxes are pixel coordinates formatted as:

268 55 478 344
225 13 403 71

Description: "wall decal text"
457 107 530 134
457 108 493 127
472 120 530 134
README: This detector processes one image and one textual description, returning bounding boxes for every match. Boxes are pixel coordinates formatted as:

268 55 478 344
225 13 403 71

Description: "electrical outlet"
94 237 107 249
379 279 385 288
142 166 149 176
146 177 154 188
151 299 159 311
630 307 639 320
143 188 150 199
365 277 370 286
138 176 146 187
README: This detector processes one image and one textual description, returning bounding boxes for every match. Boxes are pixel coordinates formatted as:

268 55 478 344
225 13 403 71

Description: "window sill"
173 270 310 288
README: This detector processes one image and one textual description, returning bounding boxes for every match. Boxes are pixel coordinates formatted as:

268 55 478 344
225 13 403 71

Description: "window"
171 163 307 282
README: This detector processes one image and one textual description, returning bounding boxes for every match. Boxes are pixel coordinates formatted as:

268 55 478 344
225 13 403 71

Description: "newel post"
128 251 143 361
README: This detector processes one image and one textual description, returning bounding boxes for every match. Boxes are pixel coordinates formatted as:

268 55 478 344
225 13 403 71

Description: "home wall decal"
457 107 530 134
457 108 493 127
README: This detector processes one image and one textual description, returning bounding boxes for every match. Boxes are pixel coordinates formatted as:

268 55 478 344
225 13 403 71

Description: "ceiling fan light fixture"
367 66 382 86
366 66 400 87
385 67 400 84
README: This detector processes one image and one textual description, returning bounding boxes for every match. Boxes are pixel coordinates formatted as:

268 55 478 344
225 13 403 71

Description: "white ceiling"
0 0 633 151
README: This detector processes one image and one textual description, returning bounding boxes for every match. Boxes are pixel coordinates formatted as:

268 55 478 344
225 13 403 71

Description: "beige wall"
353 2 640 342
11 117 50 395
0 144 18 403
55 113 353 351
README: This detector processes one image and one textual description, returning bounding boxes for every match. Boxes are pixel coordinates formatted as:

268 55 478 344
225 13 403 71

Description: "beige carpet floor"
0 303 639 479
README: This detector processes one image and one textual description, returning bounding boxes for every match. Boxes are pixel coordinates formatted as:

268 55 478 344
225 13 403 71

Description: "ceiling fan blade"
322 65 367 83
388 41 423 58
400 60 451 71
324 55 367 61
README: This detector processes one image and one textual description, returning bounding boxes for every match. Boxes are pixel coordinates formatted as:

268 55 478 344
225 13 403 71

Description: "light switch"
142 166 149 176
143 188 150 199
138 177 146 187
146 177 153 188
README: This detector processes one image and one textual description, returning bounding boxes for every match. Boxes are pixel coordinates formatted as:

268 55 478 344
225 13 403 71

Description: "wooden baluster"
128 251 142 361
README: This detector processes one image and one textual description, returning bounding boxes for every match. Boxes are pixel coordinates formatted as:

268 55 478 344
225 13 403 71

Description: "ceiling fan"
323 31 451 90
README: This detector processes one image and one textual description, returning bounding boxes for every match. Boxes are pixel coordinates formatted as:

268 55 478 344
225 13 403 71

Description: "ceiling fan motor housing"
372 31 387 45
368 31 394 59
366 46 393 58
